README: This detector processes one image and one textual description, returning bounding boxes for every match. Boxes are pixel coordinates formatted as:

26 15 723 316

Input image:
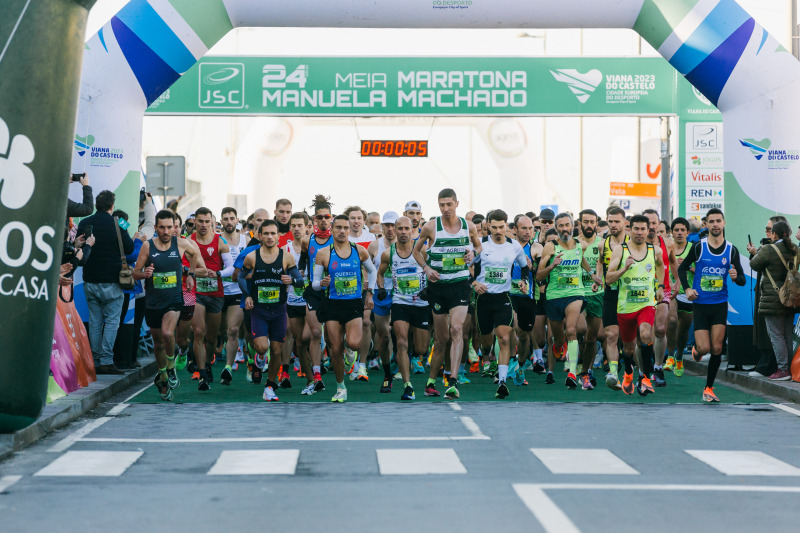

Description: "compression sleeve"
677 242 701 290
237 269 249 295
312 265 325 291
298 251 309 272
217 252 234 278
287 265 304 288
363 257 378 290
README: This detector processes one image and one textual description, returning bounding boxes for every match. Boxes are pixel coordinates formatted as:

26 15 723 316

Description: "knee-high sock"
567 340 579 374
622 356 634 374
640 342 655 377
706 353 721 388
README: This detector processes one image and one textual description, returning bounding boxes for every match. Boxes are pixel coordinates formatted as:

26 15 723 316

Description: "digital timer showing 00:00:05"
360 140 428 157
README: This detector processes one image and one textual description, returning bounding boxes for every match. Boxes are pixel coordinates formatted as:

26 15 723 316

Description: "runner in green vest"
576 209 604 390
665 217 693 378
537 213 600 389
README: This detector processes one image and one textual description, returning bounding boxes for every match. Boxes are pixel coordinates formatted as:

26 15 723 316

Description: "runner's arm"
535 242 555 282
360 247 378 290
677 242 700 292
311 248 329 291
376 249 390 289
467 220 482 256
604 246 626 285
730 247 747 287
131 241 150 280
285 252 304 288
412 221 433 270
217 252 235 278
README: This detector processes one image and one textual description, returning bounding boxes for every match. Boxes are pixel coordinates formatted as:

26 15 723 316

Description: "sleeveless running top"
327 243 362 301
658 235 671 294
691 238 733 305
390 243 427 307
374 238 393 291
191 233 223 297
428 216 470 283
308 235 333 283
285 241 307 307
250 248 287 309
223 233 247 296
602 234 629 290
510 241 534 298
546 242 585 300
673 242 693 296
617 243 657 314
145 237 183 310
582 237 604 295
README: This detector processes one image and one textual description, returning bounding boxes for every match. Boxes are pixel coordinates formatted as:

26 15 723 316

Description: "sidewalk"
683 357 800 403
0 357 156 462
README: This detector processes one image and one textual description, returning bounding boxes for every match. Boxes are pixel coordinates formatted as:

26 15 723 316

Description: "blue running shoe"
457 371 471 384
411 357 425 375
508 358 520 380
513 368 527 386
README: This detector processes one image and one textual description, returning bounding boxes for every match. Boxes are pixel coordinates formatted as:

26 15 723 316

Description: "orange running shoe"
691 346 703 362
191 371 200 381
469 361 480 373
702 386 720 402
621 372 634 395
638 376 655 396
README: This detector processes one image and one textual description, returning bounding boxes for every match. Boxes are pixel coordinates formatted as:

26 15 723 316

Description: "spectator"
112 209 147 369
749 221 797 380
77 190 134 375
67 173 93 218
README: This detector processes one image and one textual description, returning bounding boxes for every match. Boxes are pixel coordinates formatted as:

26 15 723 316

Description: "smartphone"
748 234 753 245
82 225 93 238
71 173 85 182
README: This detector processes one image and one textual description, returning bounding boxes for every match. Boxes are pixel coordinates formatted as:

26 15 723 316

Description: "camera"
140 187 147 204
61 241 81 277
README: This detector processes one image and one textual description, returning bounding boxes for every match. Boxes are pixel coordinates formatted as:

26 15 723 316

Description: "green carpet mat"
131 363 769 404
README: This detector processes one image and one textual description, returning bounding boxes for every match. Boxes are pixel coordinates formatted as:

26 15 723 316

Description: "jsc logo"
199 63 245 109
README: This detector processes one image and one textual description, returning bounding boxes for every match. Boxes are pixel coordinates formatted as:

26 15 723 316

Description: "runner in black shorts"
598 206 628 390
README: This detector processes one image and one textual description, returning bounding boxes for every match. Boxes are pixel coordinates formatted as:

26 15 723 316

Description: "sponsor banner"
609 181 659 198
682 122 724 218
146 56 682 116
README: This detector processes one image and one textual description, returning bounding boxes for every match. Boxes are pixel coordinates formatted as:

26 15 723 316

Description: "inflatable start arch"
2 0 800 430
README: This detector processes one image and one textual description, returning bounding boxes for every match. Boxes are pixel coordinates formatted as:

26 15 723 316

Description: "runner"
300 194 335 393
665 217 693 378
535 229 558 383
403 201 423 240
678 209 745 402
219 207 248 387
597 206 628 390
376 216 430 401
345 205 377 381
284 212 313 392
577 209 604 390
312 215 377 402
246 208 270 246
241 220 305 401
133 210 205 400
470 210 530 399
509 215 538 385
413 189 482 400
535 208 556 245
537 213 599 389
174 215 200 372
368 211 399 393
190 207 234 391
606 214 665 396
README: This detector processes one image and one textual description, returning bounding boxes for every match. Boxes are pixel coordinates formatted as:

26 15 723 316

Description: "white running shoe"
331 388 347 403
255 353 266 370
606 373 622 391
234 348 246 364
262 386 279 401
301 382 316 395
344 347 357 372
356 366 369 382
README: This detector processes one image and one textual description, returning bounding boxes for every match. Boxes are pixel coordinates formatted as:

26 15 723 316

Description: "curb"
683 358 800 404
0 358 156 462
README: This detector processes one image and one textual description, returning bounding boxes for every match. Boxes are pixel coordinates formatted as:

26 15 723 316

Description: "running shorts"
251 305 288 342
196 294 224 314
510 296 535 331
427 280 471 315
584 293 603 319
391 304 432 330
602 290 619 327
145 303 182 329
693 302 727 331
287 304 306 319
617 306 656 344
475 293 514 335
319 298 364 326
545 295 584 323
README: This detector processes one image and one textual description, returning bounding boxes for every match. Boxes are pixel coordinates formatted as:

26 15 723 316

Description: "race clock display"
360 140 428 157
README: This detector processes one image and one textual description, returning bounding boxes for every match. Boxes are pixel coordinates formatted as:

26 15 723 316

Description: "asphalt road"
1 380 800 533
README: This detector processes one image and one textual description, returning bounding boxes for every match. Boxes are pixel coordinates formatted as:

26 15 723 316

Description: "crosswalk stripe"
530 448 639 475
686 450 800 476
207 450 299 475
34 451 143 477
377 448 467 475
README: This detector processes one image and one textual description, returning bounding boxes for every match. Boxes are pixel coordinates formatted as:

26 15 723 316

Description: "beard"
581 227 595 238
560 231 572 242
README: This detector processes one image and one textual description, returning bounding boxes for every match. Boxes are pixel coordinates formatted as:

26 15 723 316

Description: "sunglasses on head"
315 214 332 220
186 221 194 226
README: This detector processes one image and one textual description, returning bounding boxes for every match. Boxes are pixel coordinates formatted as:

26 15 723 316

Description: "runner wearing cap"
536 208 556 245
368 211 399 393
404 201 423 240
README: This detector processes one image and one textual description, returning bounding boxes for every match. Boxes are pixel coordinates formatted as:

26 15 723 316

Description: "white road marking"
530 448 639 475
513 485 581 533
377 448 467 475
47 417 113 453
0 475 22 494
448 403 462 411
458 416 489 439
80 434 489 443
106 383 154 416
686 450 800 476
771 403 800 417
207 450 299 475
34 451 143 477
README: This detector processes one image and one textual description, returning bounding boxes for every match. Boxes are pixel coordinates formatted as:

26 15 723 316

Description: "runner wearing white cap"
404 201 422 240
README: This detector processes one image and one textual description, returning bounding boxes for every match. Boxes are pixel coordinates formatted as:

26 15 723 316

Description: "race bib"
257 286 280 304
700 275 724 292
153 272 177 289
221 276 233 283
510 278 527 296
441 254 466 272
397 274 421 295
626 285 650 303
195 277 219 293
292 279 309 297
557 275 580 288
486 267 507 285
334 274 358 296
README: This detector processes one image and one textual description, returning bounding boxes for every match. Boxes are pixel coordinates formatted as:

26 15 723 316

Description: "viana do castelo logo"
0 116 35 209
549 69 603 103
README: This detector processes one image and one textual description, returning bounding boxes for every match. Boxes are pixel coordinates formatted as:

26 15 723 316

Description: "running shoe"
606 372 622 391
313 372 326 392
293 357 301 373
702 386 720 403
255 353 266 370
279 371 292 389
301 382 316 396
246 362 253 383
545 372 555 385
495 380 510 399
331 388 347 403
445 381 460 400
210 353 217 366
580 374 594 390
198 377 210 391
588 371 597 387
380 379 392 393
469 361 480 373
652 368 667 387
411 358 425 375
674 360 684 377
356 366 369 382
424 383 440 397
457 371 471 384
468 343 479 363
368 358 381 371
262 386 279 402
663 356 675 372
522 358 533 371
638 376 655 396
401 385 415 401
175 350 188 371
234 348 246 364
481 362 492 377
205 364 214 383
691 346 703 362
154 374 172 401
393 371 402 381
344 347 357 373
532 360 546 375
166 367 179 389
554 342 568 362
513 369 527 386
621 372 634 395
252 365 262 385
191 371 200 381
508 358 520 380
220 367 233 386
565 372 578 389
489 360 498 376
